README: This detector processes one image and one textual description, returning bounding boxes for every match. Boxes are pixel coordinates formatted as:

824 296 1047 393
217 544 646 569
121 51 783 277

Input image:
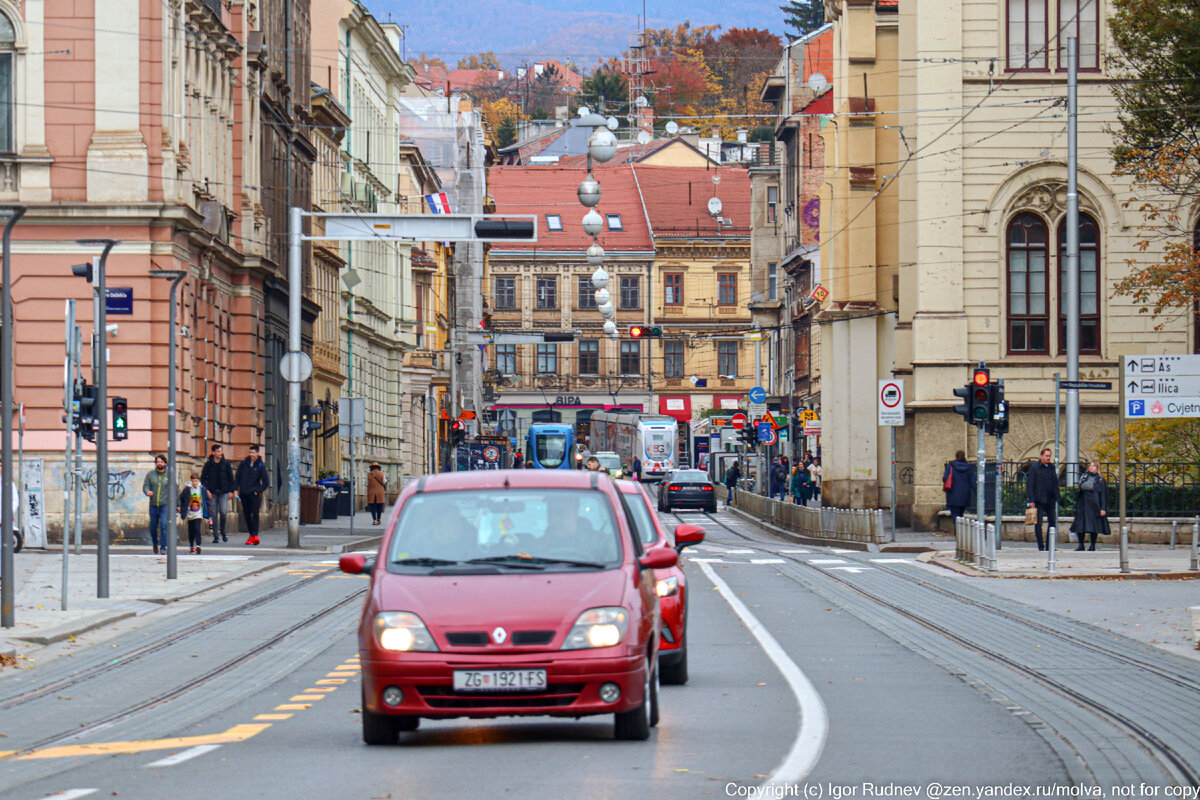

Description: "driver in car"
540 494 616 563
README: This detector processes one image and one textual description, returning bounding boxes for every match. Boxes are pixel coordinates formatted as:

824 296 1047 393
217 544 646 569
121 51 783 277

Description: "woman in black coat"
942 450 975 520
1070 460 1109 551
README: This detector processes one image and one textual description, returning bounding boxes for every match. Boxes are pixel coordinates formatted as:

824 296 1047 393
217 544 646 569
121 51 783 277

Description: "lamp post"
150 269 186 579
342 267 361 539
1 204 25 628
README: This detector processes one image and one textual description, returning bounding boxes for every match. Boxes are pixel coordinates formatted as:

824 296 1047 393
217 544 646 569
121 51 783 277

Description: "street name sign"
878 379 905 426
1060 381 1112 391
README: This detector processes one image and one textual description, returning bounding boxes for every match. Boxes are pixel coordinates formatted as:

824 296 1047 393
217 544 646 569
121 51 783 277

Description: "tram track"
653 488 1200 788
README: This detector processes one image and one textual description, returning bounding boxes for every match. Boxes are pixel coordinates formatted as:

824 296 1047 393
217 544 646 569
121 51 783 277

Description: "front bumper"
361 651 647 719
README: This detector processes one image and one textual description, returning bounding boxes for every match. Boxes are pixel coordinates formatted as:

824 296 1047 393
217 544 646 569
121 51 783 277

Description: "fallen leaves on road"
0 653 15 668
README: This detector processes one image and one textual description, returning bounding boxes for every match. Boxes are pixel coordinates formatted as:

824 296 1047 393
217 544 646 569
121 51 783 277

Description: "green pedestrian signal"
112 396 128 441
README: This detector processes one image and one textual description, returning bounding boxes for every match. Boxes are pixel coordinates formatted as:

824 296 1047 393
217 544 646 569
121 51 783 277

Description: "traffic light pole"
150 270 186 579
1 205 25 629
976 421 986 525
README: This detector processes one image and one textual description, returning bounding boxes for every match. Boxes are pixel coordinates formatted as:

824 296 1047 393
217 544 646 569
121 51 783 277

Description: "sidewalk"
0 511 383 662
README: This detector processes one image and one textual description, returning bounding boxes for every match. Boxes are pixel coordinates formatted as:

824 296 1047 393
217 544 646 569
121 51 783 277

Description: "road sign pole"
976 423 986 524
1119 359 1128 574
890 424 896 543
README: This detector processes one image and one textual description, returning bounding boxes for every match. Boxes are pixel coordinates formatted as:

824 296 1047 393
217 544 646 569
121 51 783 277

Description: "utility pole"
1 205 25 628
1064 36 1080 486
150 270 186 577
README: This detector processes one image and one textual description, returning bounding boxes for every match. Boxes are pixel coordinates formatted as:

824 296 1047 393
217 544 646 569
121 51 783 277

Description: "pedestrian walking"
790 465 811 505
1025 447 1061 551
942 450 975 520
723 460 741 508
808 457 822 504
178 472 210 554
200 443 235 544
367 463 387 526
236 444 269 546
632 456 642 481
511 451 523 469
770 458 788 502
142 454 171 554
1070 460 1109 551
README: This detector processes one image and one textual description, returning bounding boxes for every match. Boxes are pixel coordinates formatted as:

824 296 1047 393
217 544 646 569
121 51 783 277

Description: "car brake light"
701 486 713 491
669 485 682 491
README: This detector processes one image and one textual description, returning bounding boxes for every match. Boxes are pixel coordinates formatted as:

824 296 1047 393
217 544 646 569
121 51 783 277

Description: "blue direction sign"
105 287 134 315
757 421 772 442
748 386 766 404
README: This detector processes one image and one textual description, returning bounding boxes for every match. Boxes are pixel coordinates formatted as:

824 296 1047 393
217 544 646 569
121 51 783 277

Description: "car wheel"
706 501 717 513
663 502 671 513
361 689 399 745
12 531 22 554
614 662 653 740
660 627 689 685
649 662 660 728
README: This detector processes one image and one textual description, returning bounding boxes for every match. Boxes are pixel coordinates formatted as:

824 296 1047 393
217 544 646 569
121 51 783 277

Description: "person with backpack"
770 459 788 501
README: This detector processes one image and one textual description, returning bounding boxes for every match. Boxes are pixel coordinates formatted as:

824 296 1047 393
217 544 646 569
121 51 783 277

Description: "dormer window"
606 214 623 231
546 214 562 232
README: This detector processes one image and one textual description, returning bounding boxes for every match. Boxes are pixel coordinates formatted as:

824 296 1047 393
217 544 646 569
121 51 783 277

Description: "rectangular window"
620 340 641 375
663 341 684 378
1058 0 1100 70
577 275 597 309
578 339 599 375
718 341 739 376
495 344 516 375
1007 0 1048 70
718 273 738 306
0 54 11 154
536 344 557 374
546 214 562 231
535 277 557 310
606 214 623 231
493 276 516 310
664 273 683 305
767 186 778 224
619 276 640 309
768 262 778 301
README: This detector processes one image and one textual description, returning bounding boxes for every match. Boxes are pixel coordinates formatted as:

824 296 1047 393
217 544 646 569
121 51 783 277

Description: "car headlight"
655 576 679 598
374 612 439 652
561 606 629 650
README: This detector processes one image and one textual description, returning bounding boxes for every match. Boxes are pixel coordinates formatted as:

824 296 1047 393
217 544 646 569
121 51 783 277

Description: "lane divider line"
304 687 337 693
751 559 787 564
14 724 270 761
697 560 828 786
289 695 326 701
143 744 222 768
253 714 293 721
274 704 311 710
315 679 346 684
40 791 97 800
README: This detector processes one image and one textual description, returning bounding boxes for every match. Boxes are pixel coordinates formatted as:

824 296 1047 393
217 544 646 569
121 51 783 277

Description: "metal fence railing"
720 485 883 544
945 461 1200 518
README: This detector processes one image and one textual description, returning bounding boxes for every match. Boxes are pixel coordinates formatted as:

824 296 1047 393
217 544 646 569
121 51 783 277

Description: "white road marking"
686 557 727 563
715 548 757 554
809 559 848 565
41 792 98 800
779 549 811 554
870 558 915 563
830 548 856 554
697 561 828 785
827 566 870 574
144 744 222 767
751 559 787 564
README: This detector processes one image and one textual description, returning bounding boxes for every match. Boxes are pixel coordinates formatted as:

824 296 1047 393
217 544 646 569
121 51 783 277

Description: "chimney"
736 128 748 143
711 126 720 138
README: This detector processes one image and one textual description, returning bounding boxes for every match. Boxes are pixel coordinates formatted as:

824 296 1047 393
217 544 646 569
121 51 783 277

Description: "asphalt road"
2 496 1197 800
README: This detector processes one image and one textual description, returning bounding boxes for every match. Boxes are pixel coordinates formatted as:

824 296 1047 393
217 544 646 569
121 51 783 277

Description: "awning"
658 395 692 422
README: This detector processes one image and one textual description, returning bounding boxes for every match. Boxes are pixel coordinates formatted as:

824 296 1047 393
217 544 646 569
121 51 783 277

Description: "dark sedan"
658 470 717 513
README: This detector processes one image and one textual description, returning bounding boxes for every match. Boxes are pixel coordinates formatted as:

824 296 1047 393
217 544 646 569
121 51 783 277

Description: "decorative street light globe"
594 288 611 306
598 302 614 319
591 267 610 290
603 320 617 336
577 173 602 207
586 242 605 265
588 127 618 163
581 209 603 237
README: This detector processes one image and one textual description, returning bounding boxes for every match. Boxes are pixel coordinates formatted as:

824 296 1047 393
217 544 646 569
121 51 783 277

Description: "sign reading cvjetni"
1123 355 1200 419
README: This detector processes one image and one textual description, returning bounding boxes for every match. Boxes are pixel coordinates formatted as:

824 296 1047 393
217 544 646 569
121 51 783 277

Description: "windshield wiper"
391 557 460 567
463 555 546 570
470 555 606 569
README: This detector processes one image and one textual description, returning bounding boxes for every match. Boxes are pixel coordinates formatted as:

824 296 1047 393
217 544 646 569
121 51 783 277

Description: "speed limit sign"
482 446 500 463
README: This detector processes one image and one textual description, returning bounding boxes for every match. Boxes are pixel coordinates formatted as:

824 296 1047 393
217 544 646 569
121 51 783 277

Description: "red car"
340 469 701 744
614 480 704 685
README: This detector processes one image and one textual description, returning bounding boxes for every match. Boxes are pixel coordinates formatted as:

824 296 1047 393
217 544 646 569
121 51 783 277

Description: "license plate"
452 669 547 692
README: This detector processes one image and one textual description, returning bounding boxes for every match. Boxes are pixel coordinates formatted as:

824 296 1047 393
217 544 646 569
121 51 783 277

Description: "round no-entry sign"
731 413 748 430
880 382 902 407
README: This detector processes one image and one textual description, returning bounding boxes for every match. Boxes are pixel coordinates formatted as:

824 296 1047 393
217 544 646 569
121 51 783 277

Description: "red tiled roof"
448 69 504 91
487 164 654 252
630 164 752 237
878 0 898 7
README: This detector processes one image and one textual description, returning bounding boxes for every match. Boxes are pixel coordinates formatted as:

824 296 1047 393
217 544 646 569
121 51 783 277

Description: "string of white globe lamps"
572 107 620 337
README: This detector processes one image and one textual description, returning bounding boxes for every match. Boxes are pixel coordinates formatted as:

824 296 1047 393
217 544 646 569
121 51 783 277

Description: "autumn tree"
780 0 826 40
1108 0 1200 319
482 97 527 148
579 69 628 117
699 28 781 136
411 53 447 73
457 51 501 70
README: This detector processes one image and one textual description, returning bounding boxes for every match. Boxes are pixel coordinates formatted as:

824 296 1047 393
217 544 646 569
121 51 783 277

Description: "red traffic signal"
629 326 644 338
972 368 990 387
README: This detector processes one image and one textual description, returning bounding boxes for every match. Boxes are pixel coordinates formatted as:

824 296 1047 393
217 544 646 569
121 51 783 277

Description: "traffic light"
77 382 96 442
111 396 128 441
450 419 466 446
970 368 992 425
71 261 94 283
952 384 973 424
473 218 536 240
986 383 1009 435
741 423 757 446
628 325 662 338
301 405 323 435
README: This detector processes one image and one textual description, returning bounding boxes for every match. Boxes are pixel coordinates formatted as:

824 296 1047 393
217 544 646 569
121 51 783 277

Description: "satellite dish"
635 95 649 108
711 174 721 185
665 120 679 135
807 72 828 94
637 130 651 145
606 116 619 130
707 197 723 216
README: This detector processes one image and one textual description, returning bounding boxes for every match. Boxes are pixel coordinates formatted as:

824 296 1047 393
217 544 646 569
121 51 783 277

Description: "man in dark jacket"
942 450 975 520
723 460 741 508
1026 447 1060 551
235 444 269 545
200 443 236 544
770 459 788 501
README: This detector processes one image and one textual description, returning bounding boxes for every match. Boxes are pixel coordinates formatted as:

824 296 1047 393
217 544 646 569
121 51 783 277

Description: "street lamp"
0 205 24 627
149 269 186 579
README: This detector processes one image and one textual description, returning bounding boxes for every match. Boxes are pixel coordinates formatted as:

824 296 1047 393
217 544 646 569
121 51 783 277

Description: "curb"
924 552 1200 580
135 561 285 605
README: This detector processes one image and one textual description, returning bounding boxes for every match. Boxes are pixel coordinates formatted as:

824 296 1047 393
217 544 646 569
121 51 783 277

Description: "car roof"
405 469 611 494
595 451 620 458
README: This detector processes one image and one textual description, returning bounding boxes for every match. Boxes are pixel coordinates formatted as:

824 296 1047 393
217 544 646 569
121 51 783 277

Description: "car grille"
445 632 490 646
418 683 585 709
511 630 555 645
443 630 556 647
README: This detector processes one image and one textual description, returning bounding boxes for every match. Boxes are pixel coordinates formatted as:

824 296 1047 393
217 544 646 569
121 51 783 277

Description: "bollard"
1048 525 1057 574
1191 517 1198 572
1120 524 1130 574
1171 520 1177 550
985 522 996 572
876 508 884 545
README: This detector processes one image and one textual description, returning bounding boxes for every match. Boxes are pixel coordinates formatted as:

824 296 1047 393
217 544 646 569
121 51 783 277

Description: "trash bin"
337 482 354 516
300 484 322 524
318 478 341 519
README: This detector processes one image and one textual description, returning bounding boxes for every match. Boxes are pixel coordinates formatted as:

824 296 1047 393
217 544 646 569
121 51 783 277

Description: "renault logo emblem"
492 627 508 644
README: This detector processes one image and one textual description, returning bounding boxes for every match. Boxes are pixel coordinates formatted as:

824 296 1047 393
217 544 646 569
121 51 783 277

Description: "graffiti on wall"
54 463 143 517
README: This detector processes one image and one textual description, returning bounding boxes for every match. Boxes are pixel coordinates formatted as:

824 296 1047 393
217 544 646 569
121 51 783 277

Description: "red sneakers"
245 535 260 546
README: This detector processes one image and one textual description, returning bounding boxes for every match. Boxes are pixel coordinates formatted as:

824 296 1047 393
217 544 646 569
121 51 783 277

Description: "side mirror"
639 548 679 570
339 553 373 575
673 523 705 552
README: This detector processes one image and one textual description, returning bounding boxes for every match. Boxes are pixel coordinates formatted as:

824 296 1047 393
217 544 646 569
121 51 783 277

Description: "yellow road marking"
327 672 356 678
316 678 346 684
254 714 293 721
10 724 270 761
289 695 325 701
304 687 337 693
275 704 311 710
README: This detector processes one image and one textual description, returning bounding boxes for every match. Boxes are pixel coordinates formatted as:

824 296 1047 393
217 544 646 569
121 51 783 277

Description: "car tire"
660 627 688 685
614 662 654 740
663 502 671 513
362 708 399 745
649 662 660 728
12 531 22 554
705 501 717 513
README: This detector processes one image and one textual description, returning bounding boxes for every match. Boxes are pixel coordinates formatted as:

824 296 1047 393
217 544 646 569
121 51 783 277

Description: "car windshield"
535 434 568 468
387 489 622 570
620 493 659 545
671 471 709 483
596 454 622 470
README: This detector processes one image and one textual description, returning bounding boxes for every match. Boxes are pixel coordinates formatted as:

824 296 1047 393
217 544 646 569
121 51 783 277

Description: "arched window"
1057 213 1101 354
0 10 14 154
1007 212 1049 353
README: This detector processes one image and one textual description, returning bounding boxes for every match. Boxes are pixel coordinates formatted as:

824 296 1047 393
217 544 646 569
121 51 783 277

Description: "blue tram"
525 423 576 469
